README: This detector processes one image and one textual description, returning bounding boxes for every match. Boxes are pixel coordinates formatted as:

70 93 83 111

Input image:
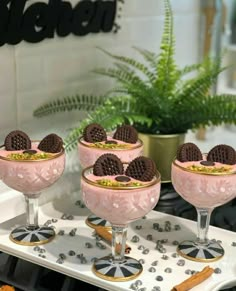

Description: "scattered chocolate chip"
149 267 156 273
164 267 172 273
135 280 142 286
174 225 181 231
207 144 236 165
138 245 145 250
185 269 192 275
176 142 202 162
151 261 158 266
83 123 107 143
59 253 66 260
68 250 76 256
214 268 222 274
113 124 138 144
125 156 157 182
177 259 185 266
130 283 138 290
93 153 124 176
200 160 215 166
105 140 118 144
172 253 179 258
139 259 145 264
23 149 37 155
115 175 131 182
85 242 93 248
131 235 140 243
153 223 159 230
156 276 163 282
5 130 31 151
38 133 63 153
161 255 168 260
146 234 153 241
142 248 149 254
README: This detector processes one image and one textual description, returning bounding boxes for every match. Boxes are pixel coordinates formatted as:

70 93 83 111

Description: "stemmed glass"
0 142 65 246
81 164 161 281
78 136 143 229
171 158 236 262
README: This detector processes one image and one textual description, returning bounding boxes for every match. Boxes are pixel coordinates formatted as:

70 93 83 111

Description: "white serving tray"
0 193 235 291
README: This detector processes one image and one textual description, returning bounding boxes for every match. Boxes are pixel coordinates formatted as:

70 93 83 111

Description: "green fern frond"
132 46 158 70
173 94 236 131
155 0 178 96
178 63 203 77
97 47 156 84
33 95 106 117
177 65 226 102
93 68 143 86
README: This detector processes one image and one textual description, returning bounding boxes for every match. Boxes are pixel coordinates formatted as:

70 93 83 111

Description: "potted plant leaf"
34 0 236 182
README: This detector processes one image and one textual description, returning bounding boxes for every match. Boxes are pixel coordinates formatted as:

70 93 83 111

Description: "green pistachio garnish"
96 178 143 187
89 142 131 150
187 164 233 174
7 152 54 160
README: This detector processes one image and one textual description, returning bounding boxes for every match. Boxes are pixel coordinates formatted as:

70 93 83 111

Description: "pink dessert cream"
171 143 236 262
81 154 161 281
172 155 236 209
0 131 65 246
0 138 65 196
78 123 143 168
81 162 161 226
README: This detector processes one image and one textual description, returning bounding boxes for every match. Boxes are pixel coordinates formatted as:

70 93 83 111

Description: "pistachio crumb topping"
96 178 143 187
187 164 233 174
7 152 54 160
89 142 131 150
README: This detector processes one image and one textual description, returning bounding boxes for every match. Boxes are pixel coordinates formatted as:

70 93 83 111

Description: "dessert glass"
81 165 161 281
78 136 143 229
171 158 236 262
0 142 65 246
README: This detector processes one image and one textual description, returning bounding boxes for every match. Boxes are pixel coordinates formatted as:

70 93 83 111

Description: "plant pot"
138 133 185 183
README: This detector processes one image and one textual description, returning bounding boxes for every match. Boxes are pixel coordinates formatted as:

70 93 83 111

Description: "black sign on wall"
0 0 122 46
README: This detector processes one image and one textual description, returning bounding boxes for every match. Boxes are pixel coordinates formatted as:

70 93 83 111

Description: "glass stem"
196 208 212 245
111 225 128 262
25 196 39 230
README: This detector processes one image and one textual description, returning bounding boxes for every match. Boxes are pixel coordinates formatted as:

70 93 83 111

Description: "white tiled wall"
0 0 201 138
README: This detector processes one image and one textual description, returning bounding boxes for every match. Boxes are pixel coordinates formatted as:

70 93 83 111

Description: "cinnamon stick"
172 266 214 291
95 227 131 254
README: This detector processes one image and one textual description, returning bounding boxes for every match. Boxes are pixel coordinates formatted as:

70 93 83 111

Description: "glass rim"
172 157 236 177
78 136 143 151
0 141 65 162
81 164 161 190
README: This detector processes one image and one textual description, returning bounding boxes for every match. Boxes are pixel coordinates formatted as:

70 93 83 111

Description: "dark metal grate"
0 252 100 291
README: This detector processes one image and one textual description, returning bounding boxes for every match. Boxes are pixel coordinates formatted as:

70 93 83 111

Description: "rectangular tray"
0 194 235 291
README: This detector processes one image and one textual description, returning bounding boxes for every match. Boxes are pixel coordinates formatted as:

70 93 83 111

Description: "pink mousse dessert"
0 132 65 197
78 123 143 168
172 143 236 209
81 155 161 226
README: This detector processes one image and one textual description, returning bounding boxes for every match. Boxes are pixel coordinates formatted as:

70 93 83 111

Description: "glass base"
177 240 224 262
10 225 55 246
86 214 111 229
92 256 143 282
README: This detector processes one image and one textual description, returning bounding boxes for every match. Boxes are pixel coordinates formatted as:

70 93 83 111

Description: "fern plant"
34 0 236 151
